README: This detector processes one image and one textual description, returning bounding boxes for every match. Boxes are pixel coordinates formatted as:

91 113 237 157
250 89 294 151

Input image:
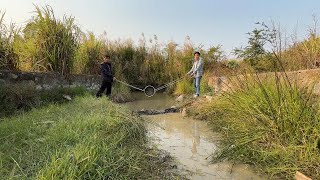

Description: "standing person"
96 55 116 97
187 51 203 98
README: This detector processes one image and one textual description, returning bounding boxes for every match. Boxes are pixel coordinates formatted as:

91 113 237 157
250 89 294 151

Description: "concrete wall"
208 68 320 95
0 70 101 90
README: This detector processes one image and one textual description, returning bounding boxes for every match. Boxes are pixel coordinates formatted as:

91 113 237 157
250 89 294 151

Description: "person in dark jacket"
96 55 116 97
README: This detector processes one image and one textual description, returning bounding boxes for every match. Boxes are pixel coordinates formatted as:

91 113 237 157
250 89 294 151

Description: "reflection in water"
125 94 265 180
145 114 265 180
191 122 200 155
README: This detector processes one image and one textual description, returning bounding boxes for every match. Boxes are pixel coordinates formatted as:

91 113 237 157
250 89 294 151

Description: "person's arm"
187 62 195 75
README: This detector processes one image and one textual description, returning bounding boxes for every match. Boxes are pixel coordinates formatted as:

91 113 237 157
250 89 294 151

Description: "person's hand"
113 77 116 81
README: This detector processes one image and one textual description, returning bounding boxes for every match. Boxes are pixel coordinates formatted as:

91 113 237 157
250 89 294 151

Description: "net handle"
155 75 187 92
115 79 144 91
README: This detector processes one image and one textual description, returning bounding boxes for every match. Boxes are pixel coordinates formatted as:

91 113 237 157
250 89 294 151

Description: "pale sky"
1 0 320 55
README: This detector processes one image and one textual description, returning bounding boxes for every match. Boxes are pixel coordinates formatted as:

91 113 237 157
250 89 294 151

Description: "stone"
42 84 52 90
313 82 320 95
8 73 18 80
175 95 184 102
295 171 311 180
63 94 72 101
36 85 43 90
137 107 179 115
181 108 187 117
205 95 213 102
164 107 178 113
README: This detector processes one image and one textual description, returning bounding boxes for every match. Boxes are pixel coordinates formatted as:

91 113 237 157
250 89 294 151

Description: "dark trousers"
96 80 112 97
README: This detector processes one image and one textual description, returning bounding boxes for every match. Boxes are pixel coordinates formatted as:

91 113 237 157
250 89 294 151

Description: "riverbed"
126 93 265 180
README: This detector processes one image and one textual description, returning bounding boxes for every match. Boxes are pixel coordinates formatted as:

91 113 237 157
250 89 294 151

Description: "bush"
200 73 213 95
174 79 193 95
73 32 104 74
111 81 132 103
197 72 320 179
0 12 19 71
13 5 80 74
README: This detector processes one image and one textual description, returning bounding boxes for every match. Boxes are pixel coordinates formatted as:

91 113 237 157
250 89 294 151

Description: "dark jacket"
100 62 113 82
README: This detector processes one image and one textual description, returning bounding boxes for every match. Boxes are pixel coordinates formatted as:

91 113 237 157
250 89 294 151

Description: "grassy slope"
193 74 320 179
0 96 178 179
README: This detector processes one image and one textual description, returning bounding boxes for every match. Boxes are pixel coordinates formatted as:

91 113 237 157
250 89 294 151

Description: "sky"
1 0 320 56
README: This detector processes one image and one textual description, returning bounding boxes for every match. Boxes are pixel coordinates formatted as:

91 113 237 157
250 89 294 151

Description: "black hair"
194 51 200 56
104 55 110 59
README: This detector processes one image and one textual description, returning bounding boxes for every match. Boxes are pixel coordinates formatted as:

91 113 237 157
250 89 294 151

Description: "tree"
234 29 267 67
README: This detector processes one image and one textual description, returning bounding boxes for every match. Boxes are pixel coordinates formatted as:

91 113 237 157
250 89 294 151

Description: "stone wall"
3 68 320 95
208 68 320 95
0 70 101 90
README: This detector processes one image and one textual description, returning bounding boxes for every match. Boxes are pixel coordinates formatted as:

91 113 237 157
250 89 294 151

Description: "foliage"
74 32 104 74
196 72 320 179
0 11 19 70
14 5 80 75
0 96 179 179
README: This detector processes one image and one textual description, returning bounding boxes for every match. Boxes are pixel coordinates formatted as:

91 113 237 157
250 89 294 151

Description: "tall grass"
73 32 104 74
13 5 80 74
174 79 194 95
0 96 179 179
0 11 19 70
174 73 213 95
197 72 320 178
283 35 320 70
111 82 132 103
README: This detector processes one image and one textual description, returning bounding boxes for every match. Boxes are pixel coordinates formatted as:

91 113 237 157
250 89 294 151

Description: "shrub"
197 72 320 178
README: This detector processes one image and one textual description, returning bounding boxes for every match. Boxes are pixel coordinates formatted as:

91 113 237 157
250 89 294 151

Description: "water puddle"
126 93 265 179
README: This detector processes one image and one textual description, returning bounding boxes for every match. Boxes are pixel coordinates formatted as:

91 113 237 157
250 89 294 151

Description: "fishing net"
144 85 156 97
116 75 186 98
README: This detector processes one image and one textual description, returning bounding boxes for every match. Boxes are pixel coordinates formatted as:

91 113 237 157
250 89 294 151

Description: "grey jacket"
187 58 203 78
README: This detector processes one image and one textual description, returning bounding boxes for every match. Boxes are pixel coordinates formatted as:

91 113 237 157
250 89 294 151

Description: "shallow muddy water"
126 93 265 180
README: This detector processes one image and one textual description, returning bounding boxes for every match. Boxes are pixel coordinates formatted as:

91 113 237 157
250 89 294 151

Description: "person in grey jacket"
187 51 203 98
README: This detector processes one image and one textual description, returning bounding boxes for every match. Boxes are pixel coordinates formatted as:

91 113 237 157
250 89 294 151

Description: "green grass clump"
174 73 213 95
0 96 178 179
197 73 320 179
174 79 193 95
111 81 133 103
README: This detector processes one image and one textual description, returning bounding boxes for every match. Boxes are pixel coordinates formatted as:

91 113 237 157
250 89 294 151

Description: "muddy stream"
126 93 265 180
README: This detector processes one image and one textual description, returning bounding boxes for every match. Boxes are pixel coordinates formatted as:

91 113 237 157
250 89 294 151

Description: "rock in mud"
137 107 180 115
63 94 72 101
181 108 187 117
175 95 184 102
205 95 213 102
164 108 178 113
